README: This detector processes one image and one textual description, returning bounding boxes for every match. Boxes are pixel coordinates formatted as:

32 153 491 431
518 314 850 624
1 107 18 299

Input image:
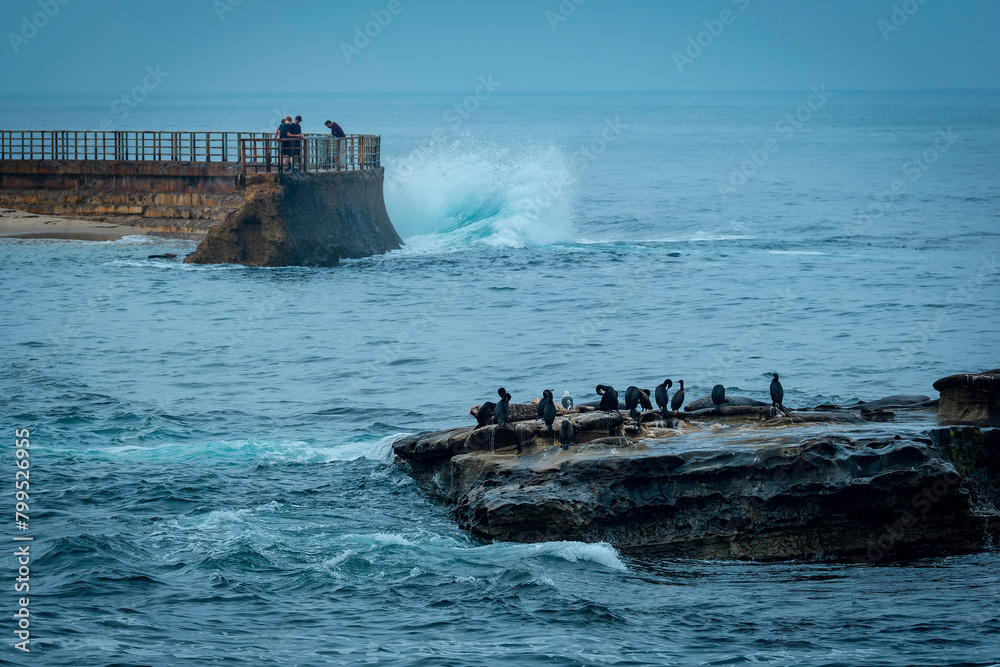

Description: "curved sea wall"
184 168 403 267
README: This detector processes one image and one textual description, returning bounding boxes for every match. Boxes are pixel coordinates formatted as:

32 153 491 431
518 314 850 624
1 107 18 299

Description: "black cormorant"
559 419 574 450
770 373 785 411
624 386 642 421
655 379 673 417
671 379 685 413
496 388 511 426
475 402 496 429
596 385 620 414
538 389 557 434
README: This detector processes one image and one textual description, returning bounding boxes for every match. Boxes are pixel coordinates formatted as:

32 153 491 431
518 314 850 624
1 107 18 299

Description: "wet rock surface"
934 369 1000 426
393 398 1000 561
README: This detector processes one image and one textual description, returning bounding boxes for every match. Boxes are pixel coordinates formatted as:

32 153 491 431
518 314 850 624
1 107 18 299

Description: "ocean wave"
341 532 417 547
96 438 388 464
575 234 756 245
466 540 628 571
364 433 411 462
384 136 576 249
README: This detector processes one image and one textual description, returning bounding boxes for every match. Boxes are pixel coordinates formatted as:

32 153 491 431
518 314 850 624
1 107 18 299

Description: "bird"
655 379 673 417
538 389 557 434
596 385 620 414
770 373 785 411
559 419 574 450
670 380 685 413
624 386 643 421
495 388 511 426
475 402 496 429
711 384 728 413
626 386 653 429
560 391 573 410
638 388 653 411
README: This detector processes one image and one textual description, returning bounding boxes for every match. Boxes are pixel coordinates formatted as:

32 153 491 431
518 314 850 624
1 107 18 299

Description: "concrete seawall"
184 168 403 267
2 131 403 264
0 160 244 233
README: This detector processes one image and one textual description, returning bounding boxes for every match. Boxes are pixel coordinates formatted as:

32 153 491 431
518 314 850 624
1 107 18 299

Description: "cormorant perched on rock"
560 391 573 410
625 386 653 422
670 380 685 413
770 373 785 411
655 379 673 417
559 419 574 450
638 388 653 411
496 388 511 426
711 384 728 412
475 402 496 429
624 386 642 420
537 389 557 434
596 385 620 414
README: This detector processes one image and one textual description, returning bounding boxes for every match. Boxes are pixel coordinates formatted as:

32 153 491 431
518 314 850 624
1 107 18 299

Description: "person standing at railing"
325 120 347 170
286 116 305 172
275 116 293 171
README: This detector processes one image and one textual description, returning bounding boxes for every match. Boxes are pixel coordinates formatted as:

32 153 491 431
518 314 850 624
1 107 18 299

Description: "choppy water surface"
2 92 999 665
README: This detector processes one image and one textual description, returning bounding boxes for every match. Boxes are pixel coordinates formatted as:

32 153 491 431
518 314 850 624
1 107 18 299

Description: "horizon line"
3 88 999 98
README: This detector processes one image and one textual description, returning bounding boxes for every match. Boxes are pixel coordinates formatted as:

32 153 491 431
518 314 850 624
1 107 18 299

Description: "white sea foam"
535 541 628 570
363 433 410 463
100 438 374 464
766 250 826 255
384 137 577 249
468 540 628 571
342 532 416 547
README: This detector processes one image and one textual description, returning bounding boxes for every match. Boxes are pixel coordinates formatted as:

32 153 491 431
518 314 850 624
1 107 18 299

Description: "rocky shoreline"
393 371 1000 561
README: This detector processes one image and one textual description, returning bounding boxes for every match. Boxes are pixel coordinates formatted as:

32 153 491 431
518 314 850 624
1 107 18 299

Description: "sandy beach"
0 208 147 241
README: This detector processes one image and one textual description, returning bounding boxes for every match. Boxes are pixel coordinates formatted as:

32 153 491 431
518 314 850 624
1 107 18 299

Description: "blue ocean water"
1 91 999 665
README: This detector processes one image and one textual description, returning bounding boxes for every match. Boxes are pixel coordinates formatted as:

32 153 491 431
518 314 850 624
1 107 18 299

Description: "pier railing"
239 134 381 174
0 130 382 174
0 130 271 163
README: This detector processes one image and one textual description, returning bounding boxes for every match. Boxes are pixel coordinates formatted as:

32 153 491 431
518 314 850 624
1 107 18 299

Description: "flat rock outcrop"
185 169 402 267
934 369 1000 426
684 394 769 410
394 398 1000 561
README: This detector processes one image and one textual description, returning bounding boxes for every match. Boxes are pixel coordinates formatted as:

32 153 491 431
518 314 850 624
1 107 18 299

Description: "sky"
0 0 997 94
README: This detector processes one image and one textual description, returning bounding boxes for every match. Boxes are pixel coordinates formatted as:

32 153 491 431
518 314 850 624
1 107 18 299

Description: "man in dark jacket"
286 116 305 172
325 120 347 169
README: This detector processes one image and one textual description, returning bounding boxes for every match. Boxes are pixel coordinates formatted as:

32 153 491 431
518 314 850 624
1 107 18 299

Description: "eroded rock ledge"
934 369 1000 426
394 389 1000 561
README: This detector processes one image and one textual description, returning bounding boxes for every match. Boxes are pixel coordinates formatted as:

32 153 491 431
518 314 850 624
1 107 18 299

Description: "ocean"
1 90 999 665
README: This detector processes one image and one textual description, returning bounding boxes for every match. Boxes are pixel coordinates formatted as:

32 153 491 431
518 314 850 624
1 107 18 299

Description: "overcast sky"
1 0 997 94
